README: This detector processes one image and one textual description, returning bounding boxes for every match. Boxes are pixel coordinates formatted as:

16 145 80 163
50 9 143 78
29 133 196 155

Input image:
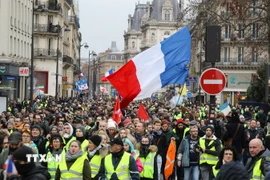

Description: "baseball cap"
110 138 124 146
8 132 22 145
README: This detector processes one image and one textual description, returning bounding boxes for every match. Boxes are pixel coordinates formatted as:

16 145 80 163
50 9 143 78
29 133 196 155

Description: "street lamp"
78 42 89 71
88 50 97 99
30 0 35 105
55 25 70 99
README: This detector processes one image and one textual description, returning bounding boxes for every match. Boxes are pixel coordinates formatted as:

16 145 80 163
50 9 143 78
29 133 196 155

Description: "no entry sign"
200 68 226 95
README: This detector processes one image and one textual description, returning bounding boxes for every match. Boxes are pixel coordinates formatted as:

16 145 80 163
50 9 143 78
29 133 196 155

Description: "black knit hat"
205 125 215 133
88 135 102 147
8 131 22 145
31 125 41 133
12 146 34 162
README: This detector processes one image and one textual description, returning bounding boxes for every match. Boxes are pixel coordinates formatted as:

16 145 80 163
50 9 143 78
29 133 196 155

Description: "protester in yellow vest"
245 138 270 179
62 123 76 150
136 136 158 180
198 126 222 180
75 126 89 152
87 135 108 180
55 140 91 180
45 134 65 180
98 137 140 180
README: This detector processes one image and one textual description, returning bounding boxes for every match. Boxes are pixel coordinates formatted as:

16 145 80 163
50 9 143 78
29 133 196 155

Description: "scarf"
88 144 103 158
66 149 84 161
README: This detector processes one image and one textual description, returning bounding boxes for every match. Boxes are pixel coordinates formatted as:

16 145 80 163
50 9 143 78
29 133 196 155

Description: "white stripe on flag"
203 79 223 84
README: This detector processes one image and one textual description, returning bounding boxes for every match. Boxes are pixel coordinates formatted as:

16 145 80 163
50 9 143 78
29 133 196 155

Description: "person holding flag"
5 146 51 180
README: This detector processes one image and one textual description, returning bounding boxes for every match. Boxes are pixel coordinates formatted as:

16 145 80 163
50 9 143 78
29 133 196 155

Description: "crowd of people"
1 96 270 180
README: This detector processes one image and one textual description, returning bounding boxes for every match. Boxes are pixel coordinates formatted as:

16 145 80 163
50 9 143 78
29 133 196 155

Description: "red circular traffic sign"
200 68 226 95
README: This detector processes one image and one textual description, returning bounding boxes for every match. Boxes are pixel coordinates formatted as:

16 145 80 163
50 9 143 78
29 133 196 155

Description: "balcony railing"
63 56 73 64
34 48 62 57
216 57 267 65
34 23 61 34
34 1 61 11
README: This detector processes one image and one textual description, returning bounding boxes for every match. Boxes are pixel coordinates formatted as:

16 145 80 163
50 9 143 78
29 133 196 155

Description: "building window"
238 47 244 63
164 31 170 35
252 47 258 63
224 24 231 39
238 24 244 39
111 55 116 60
252 0 258 16
151 33 155 42
165 10 170 21
224 47 230 63
252 23 258 39
132 41 135 48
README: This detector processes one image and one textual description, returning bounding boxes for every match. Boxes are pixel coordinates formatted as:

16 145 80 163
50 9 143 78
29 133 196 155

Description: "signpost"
200 68 226 95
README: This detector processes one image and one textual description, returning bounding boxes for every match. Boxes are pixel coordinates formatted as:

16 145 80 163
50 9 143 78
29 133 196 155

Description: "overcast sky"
79 0 147 58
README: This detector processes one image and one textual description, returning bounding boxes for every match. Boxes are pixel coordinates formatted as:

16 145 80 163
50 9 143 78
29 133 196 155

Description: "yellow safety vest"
183 128 190 138
199 138 218 165
212 164 219 177
251 158 264 180
139 152 156 178
59 154 86 179
63 136 76 150
81 139 89 152
89 154 103 178
47 151 65 180
173 113 182 120
105 152 130 180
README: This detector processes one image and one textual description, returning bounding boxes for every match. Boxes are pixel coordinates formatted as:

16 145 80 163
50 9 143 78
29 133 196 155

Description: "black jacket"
8 165 51 180
215 161 249 180
224 122 245 154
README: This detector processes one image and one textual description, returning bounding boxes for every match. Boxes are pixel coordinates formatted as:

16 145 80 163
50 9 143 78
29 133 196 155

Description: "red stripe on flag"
107 60 141 108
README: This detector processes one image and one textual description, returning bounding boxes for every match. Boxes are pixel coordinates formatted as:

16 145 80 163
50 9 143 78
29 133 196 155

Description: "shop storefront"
0 64 20 100
221 72 252 105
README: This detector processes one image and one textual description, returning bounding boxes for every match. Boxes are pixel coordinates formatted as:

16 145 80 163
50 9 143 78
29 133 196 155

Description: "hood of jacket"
201 134 217 140
22 164 51 179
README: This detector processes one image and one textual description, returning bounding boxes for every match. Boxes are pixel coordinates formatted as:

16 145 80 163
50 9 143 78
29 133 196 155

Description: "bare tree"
184 0 269 61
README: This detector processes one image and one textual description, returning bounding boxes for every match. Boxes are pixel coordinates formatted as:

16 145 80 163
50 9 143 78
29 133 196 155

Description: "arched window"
151 33 155 42
164 31 170 35
132 41 135 48
165 10 170 21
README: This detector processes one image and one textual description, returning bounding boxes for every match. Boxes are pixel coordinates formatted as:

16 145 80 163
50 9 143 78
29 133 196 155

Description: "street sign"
187 92 192 98
200 68 226 95
19 67 29 76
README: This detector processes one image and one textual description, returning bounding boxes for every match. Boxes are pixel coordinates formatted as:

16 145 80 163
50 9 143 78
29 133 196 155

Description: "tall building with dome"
123 0 184 63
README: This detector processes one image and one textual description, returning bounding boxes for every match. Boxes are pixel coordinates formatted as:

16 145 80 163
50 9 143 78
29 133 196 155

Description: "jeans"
184 165 199 180
200 164 214 180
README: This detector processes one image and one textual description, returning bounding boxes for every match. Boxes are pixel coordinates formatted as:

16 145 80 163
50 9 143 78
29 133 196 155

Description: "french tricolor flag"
101 69 114 82
78 72 85 77
107 26 191 108
3 157 17 174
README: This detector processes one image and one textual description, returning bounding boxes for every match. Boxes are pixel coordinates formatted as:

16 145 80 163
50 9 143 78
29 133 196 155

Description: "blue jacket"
177 135 200 167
